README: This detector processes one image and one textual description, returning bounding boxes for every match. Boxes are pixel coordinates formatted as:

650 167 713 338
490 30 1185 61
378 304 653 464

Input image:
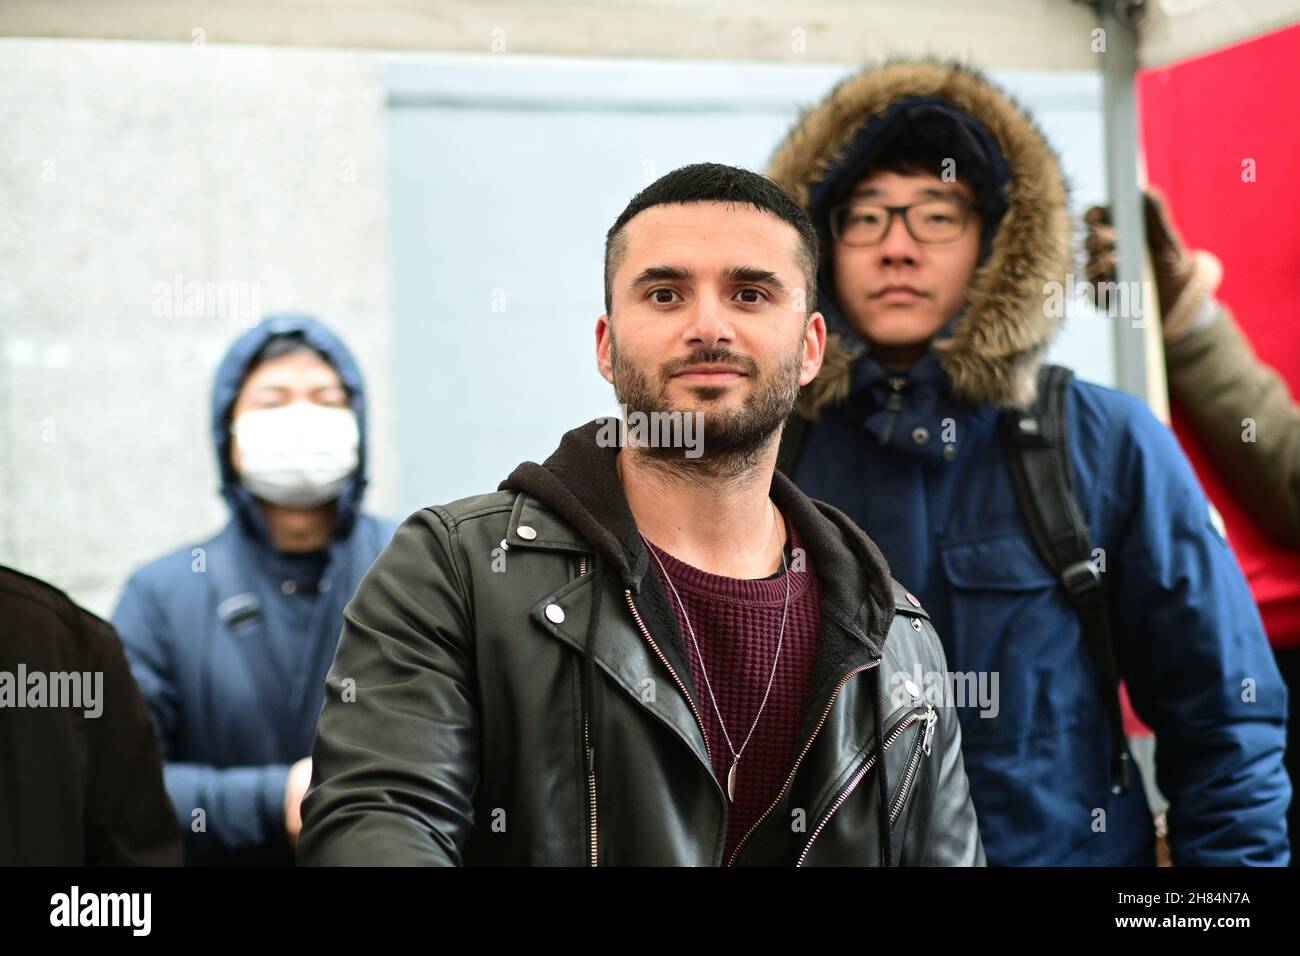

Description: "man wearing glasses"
769 59 1290 866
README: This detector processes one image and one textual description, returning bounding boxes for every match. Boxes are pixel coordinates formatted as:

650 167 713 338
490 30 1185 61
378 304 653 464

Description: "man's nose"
684 295 734 348
878 212 920 265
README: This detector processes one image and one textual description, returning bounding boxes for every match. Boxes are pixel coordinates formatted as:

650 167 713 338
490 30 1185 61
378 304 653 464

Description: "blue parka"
767 60 1290 866
112 315 397 865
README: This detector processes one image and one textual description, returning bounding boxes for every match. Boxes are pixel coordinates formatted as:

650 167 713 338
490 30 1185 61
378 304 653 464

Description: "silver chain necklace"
640 501 791 803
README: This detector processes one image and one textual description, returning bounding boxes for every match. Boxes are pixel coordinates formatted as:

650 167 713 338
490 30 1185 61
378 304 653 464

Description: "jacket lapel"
531 569 715 778
500 420 903 822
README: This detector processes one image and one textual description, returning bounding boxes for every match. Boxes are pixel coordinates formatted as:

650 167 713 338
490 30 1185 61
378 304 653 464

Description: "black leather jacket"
300 420 985 866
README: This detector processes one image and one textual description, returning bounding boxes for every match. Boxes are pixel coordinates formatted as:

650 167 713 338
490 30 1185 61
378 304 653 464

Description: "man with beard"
299 163 984 866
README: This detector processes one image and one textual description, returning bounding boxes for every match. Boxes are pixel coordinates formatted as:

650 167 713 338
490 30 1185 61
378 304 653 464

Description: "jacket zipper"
879 375 908 446
584 712 597 866
580 557 930 865
888 707 937 829
623 590 713 769
577 555 598 866
796 702 936 866
726 661 879 866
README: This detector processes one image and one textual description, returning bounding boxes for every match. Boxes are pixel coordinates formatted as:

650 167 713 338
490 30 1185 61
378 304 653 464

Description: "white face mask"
231 403 359 509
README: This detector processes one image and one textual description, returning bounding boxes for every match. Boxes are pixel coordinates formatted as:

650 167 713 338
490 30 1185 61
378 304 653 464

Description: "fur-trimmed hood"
768 59 1071 412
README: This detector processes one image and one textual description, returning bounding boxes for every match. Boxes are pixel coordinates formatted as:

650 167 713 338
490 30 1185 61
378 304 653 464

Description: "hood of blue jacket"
211 313 371 544
767 58 1073 413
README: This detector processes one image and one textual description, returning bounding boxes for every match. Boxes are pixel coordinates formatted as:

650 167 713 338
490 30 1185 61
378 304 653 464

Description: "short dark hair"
858 109 988 195
248 333 331 372
236 333 347 410
226 333 342 441
603 163 818 316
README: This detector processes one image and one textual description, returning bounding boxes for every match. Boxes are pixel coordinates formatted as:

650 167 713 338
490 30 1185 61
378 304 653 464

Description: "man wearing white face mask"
232 396 361 513
112 314 397 865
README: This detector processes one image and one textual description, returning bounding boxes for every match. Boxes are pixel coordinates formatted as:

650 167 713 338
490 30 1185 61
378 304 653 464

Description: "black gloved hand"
1083 190 1198 317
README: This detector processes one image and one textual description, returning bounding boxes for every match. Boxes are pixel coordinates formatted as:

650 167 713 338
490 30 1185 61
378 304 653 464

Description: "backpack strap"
204 528 290 755
207 529 263 631
999 364 1132 796
206 528 262 630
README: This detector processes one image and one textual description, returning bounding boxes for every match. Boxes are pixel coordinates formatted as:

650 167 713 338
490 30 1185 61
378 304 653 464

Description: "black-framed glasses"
828 198 975 246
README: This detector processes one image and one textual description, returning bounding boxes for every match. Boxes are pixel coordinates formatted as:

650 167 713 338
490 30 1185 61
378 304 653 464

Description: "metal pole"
1100 6 1154 405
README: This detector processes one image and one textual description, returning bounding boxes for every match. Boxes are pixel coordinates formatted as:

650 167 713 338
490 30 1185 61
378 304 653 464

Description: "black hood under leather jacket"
299 419 985 866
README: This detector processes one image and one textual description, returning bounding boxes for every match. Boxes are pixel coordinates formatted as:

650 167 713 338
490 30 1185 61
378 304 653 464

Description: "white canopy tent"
1 0 1295 69
3 0 1298 409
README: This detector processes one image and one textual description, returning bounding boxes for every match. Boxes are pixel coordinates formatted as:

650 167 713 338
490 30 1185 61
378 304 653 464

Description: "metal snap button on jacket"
912 426 929 445
517 525 538 540
544 603 565 624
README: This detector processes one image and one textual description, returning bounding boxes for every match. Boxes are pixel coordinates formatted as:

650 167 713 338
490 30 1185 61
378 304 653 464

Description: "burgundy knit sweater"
644 518 822 863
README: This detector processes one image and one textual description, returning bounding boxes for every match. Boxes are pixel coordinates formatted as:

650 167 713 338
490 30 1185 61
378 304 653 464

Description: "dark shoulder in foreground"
0 564 118 656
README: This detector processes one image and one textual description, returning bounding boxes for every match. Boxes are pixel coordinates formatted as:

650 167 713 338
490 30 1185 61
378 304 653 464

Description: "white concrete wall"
0 39 399 616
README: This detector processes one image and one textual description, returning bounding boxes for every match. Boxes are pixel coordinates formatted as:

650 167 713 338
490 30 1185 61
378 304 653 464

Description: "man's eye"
649 288 680 304
735 288 767 304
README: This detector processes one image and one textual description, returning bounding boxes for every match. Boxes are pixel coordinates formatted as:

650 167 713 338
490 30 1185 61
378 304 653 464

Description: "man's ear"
595 314 615 385
800 311 827 387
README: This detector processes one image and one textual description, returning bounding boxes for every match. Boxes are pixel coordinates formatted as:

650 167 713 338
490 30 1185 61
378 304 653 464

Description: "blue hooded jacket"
112 314 397 865
768 61 1290 865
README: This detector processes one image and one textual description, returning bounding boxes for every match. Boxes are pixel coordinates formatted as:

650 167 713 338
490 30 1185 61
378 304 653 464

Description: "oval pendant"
727 761 737 802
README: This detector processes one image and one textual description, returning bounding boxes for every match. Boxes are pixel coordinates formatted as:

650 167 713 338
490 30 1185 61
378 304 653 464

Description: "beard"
610 336 804 481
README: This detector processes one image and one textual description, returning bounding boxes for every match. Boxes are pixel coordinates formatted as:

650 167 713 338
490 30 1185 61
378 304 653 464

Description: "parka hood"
768 58 1072 412
211 313 372 545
